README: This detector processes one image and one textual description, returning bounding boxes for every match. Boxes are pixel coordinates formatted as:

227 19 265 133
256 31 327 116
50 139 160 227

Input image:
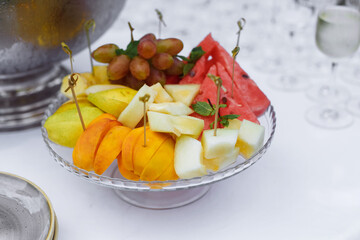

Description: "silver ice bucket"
0 0 125 130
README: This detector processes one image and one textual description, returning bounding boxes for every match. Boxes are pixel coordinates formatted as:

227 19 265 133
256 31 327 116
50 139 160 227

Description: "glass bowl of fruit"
41 33 276 209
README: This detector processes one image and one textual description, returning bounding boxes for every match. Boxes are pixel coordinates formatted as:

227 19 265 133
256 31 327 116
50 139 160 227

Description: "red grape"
145 67 166 86
140 33 156 42
156 38 183 56
165 57 185 76
151 53 174 70
137 39 157 59
92 44 119 63
125 73 145 90
107 55 130 80
129 56 150 80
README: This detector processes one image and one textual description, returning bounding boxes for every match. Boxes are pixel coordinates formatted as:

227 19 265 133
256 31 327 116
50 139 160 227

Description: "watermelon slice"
180 33 218 85
181 34 269 116
198 33 218 58
180 54 210 84
212 42 270 116
190 64 259 131
179 33 270 130
190 65 217 130
216 63 259 124
192 64 218 104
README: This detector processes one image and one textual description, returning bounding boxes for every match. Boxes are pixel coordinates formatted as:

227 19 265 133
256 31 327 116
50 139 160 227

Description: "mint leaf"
220 118 229 127
183 63 194 76
192 101 235 129
222 114 240 120
189 46 205 62
125 40 139 58
177 55 191 62
115 49 126 55
218 114 240 128
115 41 139 58
181 46 205 77
192 101 213 116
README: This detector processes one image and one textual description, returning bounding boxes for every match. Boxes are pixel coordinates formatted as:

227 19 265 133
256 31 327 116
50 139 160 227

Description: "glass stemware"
347 97 360 117
306 5 360 128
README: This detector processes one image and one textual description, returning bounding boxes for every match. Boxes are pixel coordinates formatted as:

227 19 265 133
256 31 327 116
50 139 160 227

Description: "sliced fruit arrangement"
44 32 270 181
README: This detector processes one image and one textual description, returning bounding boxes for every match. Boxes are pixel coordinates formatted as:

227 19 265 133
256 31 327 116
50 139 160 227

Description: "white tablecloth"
2 0 360 239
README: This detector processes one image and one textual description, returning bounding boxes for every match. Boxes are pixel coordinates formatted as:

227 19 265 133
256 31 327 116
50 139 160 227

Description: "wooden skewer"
61 42 74 73
155 9 166 38
207 74 223 136
84 19 96 76
61 42 85 131
66 74 86 131
231 18 246 98
139 94 150 147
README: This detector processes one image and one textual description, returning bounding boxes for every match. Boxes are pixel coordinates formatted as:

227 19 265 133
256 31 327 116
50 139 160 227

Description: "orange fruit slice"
94 125 131 175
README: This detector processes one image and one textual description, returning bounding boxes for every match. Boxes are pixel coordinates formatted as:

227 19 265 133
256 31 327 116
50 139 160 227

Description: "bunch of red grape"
92 33 184 89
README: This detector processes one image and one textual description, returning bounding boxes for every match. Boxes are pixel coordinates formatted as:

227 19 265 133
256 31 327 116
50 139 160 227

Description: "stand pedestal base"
114 185 211 210
0 65 67 131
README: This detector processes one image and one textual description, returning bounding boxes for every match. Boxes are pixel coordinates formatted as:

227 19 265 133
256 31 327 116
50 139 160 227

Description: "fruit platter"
41 31 276 209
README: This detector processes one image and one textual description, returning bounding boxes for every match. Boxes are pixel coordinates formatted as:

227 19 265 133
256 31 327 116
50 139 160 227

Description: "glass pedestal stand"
41 95 276 211
114 186 210 210
112 167 210 209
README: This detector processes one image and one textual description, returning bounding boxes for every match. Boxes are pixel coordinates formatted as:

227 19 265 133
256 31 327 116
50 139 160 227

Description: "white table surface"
2 0 360 239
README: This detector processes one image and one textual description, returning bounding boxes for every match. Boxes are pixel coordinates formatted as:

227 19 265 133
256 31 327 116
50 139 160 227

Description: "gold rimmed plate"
0 172 56 240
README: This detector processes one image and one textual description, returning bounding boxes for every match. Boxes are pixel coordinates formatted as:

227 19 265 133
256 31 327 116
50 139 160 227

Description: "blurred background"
71 0 360 130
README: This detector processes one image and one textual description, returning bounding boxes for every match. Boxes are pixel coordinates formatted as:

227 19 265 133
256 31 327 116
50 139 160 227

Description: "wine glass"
341 0 360 86
347 97 360 117
306 5 360 128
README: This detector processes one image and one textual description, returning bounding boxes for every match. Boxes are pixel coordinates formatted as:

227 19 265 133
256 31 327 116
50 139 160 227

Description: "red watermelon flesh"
212 43 270 116
193 64 218 103
198 33 218 58
180 33 270 116
190 64 259 131
180 54 211 84
190 65 218 130
180 33 218 85
216 63 259 124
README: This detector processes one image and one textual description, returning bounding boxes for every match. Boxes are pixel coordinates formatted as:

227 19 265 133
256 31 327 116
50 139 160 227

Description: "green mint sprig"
192 100 240 129
115 22 139 59
115 40 139 59
215 114 240 128
192 101 226 117
177 46 205 76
